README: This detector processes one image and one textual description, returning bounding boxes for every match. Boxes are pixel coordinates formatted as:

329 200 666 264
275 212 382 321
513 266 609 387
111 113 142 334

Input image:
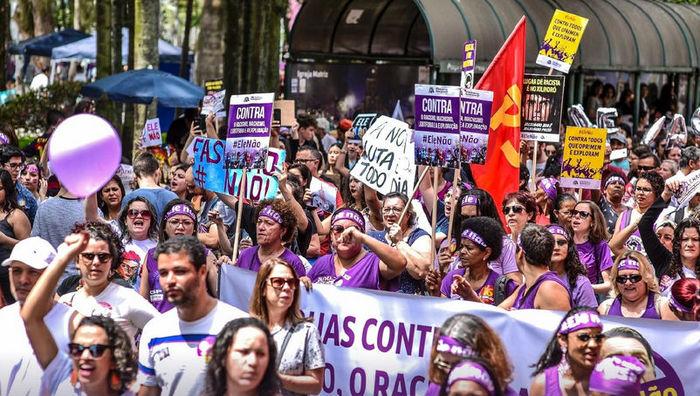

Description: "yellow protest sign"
536 10 588 74
560 127 606 190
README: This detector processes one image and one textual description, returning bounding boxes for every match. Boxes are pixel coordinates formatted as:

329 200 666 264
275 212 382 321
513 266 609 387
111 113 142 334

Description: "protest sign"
460 40 476 90
273 100 295 127
414 84 460 168
221 266 700 396
674 169 700 208
225 92 274 169
201 90 226 117
193 137 284 201
309 177 338 213
459 89 493 165
115 164 135 193
536 10 588 73
560 127 607 189
350 116 415 196
350 113 378 145
521 74 565 142
204 78 223 93
141 118 162 148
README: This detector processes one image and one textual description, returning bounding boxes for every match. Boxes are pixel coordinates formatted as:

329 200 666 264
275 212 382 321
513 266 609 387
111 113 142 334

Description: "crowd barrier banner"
221 266 700 396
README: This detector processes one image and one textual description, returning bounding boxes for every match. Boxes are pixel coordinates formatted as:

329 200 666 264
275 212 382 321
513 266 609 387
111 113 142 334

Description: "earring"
110 372 121 391
558 344 570 376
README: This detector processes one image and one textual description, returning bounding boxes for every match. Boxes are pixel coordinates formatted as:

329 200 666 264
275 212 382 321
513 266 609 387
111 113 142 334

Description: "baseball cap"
1 237 57 269
608 131 627 144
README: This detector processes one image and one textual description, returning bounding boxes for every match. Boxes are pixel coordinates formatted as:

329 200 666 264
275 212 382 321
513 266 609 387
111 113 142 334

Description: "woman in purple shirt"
530 308 605 396
598 251 664 319
303 207 406 290
546 224 598 308
571 200 613 295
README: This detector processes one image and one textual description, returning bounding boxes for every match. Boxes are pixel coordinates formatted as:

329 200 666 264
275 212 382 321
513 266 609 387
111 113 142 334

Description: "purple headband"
547 224 569 240
259 205 283 224
617 258 640 272
669 294 692 314
25 164 39 174
558 311 603 335
331 208 366 231
436 336 475 358
447 361 496 396
605 175 626 189
461 229 487 248
164 204 196 222
538 177 558 201
589 356 645 395
461 195 479 207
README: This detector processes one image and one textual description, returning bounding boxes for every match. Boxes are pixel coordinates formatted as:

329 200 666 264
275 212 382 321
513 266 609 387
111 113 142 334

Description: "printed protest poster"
460 40 476 90
225 92 274 169
674 169 700 208
459 89 493 165
521 74 565 142
193 137 284 201
142 118 162 148
309 177 338 213
536 10 589 73
413 84 460 168
350 116 415 196
116 164 135 193
560 127 606 189
202 78 226 117
350 113 378 145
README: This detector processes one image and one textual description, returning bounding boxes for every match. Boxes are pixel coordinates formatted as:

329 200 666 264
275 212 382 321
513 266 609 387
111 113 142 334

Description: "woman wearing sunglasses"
598 251 664 319
249 258 324 395
530 307 605 396
612 171 664 253
116 197 158 287
22 231 137 395
546 224 597 307
502 191 536 242
571 200 613 295
304 207 406 290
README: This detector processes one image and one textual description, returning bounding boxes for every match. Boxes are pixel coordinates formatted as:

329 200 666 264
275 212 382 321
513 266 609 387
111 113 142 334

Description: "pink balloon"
48 114 121 197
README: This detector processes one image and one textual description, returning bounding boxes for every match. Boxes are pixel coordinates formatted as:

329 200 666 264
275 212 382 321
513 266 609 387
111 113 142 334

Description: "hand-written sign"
350 116 415 196
536 9 589 73
193 137 284 201
142 118 162 148
560 127 606 189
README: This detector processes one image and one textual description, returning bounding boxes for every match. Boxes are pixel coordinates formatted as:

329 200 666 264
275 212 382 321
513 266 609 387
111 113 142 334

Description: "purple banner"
460 89 493 165
414 84 461 168
225 92 274 169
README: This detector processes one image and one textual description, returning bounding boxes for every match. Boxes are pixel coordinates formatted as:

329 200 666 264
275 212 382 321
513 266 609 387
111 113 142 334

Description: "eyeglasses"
267 277 299 290
635 186 654 194
127 209 152 219
571 210 592 219
5 162 24 171
616 274 643 284
294 158 317 164
382 207 403 214
575 333 606 343
68 343 111 358
167 219 194 228
80 252 113 263
330 224 357 234
503 205 525 215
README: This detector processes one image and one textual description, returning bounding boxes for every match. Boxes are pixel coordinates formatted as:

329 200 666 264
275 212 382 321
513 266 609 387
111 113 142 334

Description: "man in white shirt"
0 237 78 396
137 236 247 396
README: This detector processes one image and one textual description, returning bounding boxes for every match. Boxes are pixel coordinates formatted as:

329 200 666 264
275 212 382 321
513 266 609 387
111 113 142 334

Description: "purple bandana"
164 204 196 222
558 311 603 335
25 164 39 174
669 294 692 314
259 205 283 224
461 229 487 248
331 208 366 231
589 356 645 395
547 224 569 240
447 360 496 395
436 336 474 358
461 195 479 207
605 175 626 189
538 177 558 201
617 258 640 272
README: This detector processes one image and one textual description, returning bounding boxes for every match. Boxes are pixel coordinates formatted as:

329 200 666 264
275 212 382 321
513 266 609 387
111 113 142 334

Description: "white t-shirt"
124 238 157 264
59 282 159 344
0 302 73 396
137 301 248 395
42 352 136 396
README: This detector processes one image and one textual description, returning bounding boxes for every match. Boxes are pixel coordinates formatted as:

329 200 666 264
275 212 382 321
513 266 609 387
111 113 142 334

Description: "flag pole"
398 166 430 225
430 167 440 266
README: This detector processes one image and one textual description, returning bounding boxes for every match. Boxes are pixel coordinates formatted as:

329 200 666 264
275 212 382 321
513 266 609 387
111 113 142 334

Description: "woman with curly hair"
249 258 324 395
571 200 614 295
21 231 137 395
530 307 604 396
203 317 279 396
426 313 514 396
612 171 664 253
58 222 158 344
546 224 597 307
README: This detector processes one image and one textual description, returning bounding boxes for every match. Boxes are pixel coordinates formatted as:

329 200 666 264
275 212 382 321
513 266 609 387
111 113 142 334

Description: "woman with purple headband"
441 357 504 396
546 224 597 307
534 177 558 225
302 207 406 290
530 307 605 396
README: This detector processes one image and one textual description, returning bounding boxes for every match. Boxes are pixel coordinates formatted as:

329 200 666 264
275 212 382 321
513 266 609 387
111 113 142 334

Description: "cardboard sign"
560 127 607 189
460 89 493 165
536 10 589 73
414 84 460 168
193 137 284 201
142 118 162 148
350 113 379 145
350 116 415 196
225 92 274 169
521 74 565 142
272 100 295 127
460 40 477 90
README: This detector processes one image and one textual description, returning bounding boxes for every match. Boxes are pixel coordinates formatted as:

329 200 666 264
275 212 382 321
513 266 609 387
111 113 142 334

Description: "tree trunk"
0 0 9 89
179 0 194 79
14 0 34 40
30 0 54 36
95 0 112 80
133 0 160 160
195 0 225 85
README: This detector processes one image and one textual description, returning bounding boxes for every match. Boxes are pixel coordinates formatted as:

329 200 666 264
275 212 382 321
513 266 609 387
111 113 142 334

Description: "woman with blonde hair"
250 258 325 395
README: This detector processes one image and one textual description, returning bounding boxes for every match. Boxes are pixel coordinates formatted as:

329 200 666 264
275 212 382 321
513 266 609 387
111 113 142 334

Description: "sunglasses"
545 150 557 156
68 343 111 358
616 274 643 284
80 252 113 263
575 333 605 343
503 205 525 215
637 165 656 171
127 209 152 219
330 224 357 234
267 277 299 290
571 210 592 219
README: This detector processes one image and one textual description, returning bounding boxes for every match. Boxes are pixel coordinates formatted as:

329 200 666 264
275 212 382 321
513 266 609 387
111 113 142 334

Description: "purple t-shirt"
489 236 518 275
544 366 564 396
559 273 598 308
440 268 499 305
145 248 174 313
608 291 660 319
235 245 306 276
307 252 384 290
513 271 570 310
575 239 613 284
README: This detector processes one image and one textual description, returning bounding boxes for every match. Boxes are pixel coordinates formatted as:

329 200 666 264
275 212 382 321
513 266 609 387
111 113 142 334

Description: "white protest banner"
142 118 162 148
220 266 699 396
675 169 700 208
350 116 415 196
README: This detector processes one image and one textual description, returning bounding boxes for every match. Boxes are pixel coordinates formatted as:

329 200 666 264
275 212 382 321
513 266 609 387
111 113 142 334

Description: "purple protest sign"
225 92 274 169
460 89 493 165
414 84 461 168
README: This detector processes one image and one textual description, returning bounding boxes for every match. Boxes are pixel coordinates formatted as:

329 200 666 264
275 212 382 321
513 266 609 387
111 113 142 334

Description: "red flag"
470 17 526 224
